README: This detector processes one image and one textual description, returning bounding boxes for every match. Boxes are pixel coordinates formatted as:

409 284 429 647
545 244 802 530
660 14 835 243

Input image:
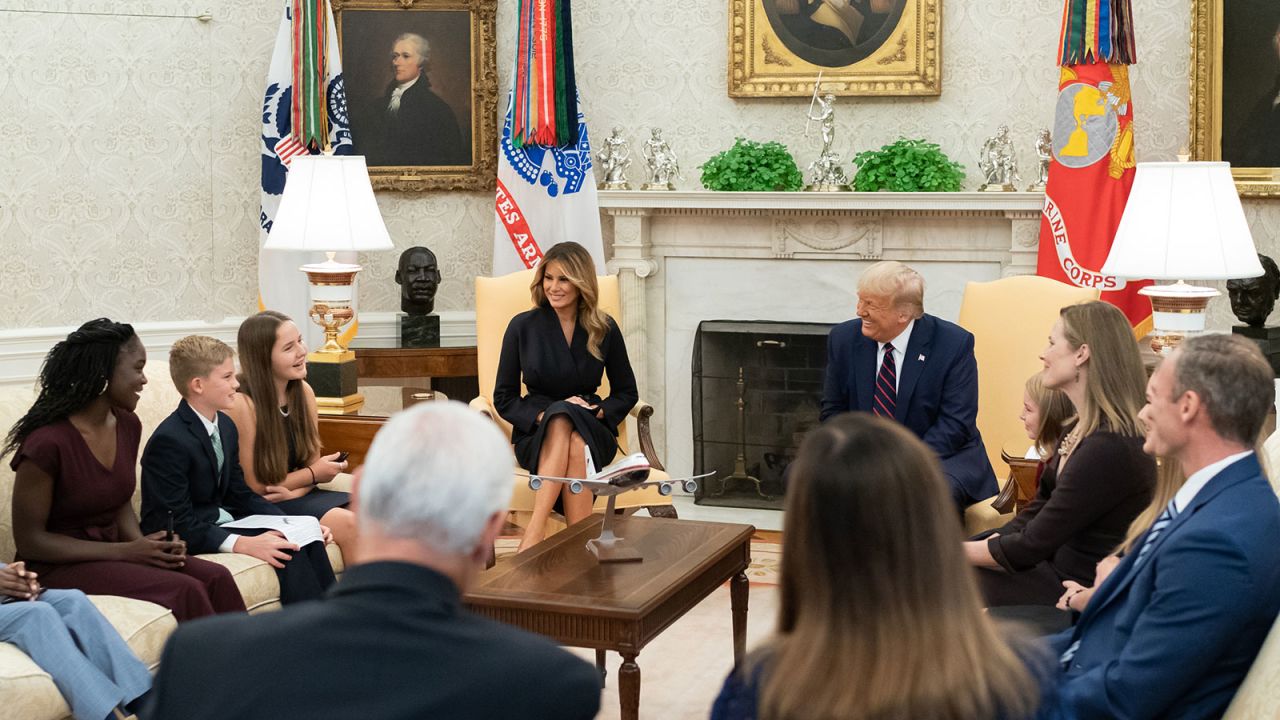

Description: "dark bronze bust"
394 246 441 316
1227 254 1280 328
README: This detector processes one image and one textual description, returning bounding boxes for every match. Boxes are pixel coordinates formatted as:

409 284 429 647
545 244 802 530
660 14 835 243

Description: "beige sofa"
0 361 346 720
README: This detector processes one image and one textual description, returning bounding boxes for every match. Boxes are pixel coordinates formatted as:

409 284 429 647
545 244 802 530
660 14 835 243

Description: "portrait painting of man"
341 8 474 168
762 0 907 68
1221 0 1280 169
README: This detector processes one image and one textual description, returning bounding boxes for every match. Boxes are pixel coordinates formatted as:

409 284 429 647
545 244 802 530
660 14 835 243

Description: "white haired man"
143 403 600 720
821 260 996 509
364 32 466 166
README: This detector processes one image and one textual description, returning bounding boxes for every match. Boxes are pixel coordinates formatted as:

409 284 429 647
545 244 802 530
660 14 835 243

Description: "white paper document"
221 515 325 547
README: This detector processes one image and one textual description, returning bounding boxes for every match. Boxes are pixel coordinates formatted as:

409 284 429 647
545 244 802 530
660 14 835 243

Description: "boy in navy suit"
141 336 335 605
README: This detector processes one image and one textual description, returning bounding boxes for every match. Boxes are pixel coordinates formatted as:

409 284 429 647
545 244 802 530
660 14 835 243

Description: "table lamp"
264 154 393 413
1101 160 1262 355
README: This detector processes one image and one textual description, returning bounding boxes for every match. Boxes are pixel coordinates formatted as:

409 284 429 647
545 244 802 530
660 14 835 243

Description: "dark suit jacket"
143 562 601 720
986 429 1155 592
1043 454 1280 720
370 75 467 166
820 314 996 504
141 401 282 555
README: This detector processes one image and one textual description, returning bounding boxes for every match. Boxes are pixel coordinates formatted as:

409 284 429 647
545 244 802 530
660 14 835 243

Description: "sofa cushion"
198 542 345 615
87 594 176 670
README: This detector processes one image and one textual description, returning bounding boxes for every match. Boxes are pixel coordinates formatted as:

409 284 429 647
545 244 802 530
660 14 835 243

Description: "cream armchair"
957 275 1100 535
470 269 675 521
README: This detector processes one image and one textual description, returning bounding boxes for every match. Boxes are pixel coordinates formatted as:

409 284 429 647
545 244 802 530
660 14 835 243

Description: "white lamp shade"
1102 161 1262 281
264 154 393 252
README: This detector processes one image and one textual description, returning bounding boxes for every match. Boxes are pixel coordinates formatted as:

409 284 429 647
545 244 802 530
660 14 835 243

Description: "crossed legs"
518 415 595 552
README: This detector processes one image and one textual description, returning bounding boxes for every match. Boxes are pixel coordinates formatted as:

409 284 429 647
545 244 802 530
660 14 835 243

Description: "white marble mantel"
597 190 1046 475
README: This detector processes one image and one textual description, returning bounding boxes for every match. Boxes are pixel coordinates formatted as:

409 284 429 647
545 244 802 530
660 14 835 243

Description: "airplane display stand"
586 495 644 563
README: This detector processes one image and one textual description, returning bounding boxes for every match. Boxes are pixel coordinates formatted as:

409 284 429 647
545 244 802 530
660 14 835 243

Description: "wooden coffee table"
464 515 754 720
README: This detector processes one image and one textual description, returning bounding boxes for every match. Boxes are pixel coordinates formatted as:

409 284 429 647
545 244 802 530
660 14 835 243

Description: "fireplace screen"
692 320 833 510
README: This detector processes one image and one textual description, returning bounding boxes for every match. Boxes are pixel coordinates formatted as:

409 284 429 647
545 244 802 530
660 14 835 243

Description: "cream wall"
0 0 1276 331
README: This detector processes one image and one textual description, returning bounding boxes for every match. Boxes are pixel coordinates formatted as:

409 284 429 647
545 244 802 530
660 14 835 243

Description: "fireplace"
692 320 834 509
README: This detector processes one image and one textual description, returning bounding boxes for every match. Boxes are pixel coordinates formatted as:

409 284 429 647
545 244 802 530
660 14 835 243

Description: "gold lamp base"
1140 281 1220 356
300 254 363 413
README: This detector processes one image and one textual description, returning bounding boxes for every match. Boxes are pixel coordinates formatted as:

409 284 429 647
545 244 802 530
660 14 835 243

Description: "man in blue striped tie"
1042 334 1280 719
820 261 996 509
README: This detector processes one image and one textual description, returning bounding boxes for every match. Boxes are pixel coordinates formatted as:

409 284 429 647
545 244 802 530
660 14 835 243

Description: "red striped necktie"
873 342 897 418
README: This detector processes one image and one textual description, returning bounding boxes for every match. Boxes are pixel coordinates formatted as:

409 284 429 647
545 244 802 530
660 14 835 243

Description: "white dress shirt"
875 319 915 393
386 76 419 114
1173 450 1253 513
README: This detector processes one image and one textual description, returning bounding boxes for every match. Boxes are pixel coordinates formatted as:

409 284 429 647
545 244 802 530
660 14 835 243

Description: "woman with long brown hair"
964 301 1155 616
494 242 637 551
227 311 356 554
711 413 1049 720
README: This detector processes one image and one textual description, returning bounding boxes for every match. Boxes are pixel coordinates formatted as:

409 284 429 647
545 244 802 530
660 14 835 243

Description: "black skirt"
515 400 619 475
273 488 350 519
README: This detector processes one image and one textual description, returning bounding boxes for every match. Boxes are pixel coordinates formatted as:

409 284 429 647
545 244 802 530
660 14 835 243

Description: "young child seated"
140 335 335 605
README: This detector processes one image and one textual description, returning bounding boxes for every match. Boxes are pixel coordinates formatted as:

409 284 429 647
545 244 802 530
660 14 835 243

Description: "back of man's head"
1174 334 1275 446
358 402 514 555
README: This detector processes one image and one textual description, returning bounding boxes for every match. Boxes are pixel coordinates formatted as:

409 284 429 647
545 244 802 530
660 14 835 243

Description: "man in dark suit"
143 402 600 720
363 32 467 167
140 336 335 606
1044 334 1280 719
820 260 996 507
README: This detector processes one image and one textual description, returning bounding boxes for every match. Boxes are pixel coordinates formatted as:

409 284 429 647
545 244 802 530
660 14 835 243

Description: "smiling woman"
1 319 246 622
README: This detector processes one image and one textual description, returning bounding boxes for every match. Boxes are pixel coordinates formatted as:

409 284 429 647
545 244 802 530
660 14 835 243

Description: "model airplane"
516 450 713 563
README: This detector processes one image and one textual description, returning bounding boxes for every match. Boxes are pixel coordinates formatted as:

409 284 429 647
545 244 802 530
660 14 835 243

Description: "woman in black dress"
494 242 638 551
227 311 356 556
963 301 1155 618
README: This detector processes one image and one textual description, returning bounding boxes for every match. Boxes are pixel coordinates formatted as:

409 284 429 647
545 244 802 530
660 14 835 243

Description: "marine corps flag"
1036 0 1152 335
492 0 605 276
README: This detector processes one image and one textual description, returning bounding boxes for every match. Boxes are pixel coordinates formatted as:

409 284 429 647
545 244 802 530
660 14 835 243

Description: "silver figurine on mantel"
641 128 681 190
1027 128 1051 191
597 127 632 190
978 124 1020 192
804 86 850 191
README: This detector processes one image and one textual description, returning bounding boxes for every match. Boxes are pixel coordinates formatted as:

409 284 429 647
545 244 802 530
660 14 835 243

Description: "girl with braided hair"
4 319 245 621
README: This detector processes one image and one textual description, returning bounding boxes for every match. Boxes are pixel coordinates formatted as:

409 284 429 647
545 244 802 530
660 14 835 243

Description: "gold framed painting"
334 0 497 192
1189 0 1280 198
728 0 940 97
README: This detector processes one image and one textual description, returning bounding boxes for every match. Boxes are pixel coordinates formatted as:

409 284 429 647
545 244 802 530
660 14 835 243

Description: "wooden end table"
349 338 478 401
464 515 754 720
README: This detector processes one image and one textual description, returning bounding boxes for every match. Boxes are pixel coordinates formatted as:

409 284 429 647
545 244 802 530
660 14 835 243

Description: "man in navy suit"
141 336 335 605
820 261 996 507
1045 333 1280 719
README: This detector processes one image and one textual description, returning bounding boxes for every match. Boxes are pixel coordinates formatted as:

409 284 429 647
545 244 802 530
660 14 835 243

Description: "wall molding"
0 311 477 385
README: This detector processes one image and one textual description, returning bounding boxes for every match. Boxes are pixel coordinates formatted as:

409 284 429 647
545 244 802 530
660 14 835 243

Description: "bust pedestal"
399 313 440 348
1232 325 1280 376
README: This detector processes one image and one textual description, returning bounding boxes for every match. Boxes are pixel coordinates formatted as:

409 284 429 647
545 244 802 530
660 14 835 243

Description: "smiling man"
368 32 466 167
820 260 995 509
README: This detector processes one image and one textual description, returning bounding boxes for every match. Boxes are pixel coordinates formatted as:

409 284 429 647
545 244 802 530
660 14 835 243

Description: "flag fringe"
1058 0 1136 66
512 0 578 148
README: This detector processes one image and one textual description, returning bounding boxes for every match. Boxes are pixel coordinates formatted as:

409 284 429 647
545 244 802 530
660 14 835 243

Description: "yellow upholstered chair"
958 275 1100 535
469 269 673 522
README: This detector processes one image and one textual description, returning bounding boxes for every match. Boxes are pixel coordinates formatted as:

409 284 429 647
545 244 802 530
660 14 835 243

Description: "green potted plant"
700 137 804 191
851 138 966 192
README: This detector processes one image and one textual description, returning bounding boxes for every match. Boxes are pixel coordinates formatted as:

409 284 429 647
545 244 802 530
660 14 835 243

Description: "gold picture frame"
728 0 940 97
1189 0 1280 198
334 0 497 192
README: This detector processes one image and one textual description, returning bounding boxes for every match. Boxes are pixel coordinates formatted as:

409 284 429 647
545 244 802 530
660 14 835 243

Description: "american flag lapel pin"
918 354 926 362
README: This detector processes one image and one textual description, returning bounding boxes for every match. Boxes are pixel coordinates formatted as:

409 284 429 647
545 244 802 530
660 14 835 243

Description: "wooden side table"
465 516 754 720
350 338 479 401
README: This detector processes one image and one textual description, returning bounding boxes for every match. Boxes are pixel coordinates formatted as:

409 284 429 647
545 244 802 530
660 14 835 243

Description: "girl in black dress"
494 242 638 551
227 311 356 557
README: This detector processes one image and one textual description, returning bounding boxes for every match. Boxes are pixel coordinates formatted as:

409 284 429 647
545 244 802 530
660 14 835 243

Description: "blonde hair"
1059 302 1146 438
857 261 925 319
531 242 611 360
757 414 1040 720
236 311 321 485
1025 372 1074 457
169 335 234 398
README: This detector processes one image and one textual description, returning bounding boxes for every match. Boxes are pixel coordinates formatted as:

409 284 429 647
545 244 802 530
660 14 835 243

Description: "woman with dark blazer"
964 301 1155 611
494 242 638 551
